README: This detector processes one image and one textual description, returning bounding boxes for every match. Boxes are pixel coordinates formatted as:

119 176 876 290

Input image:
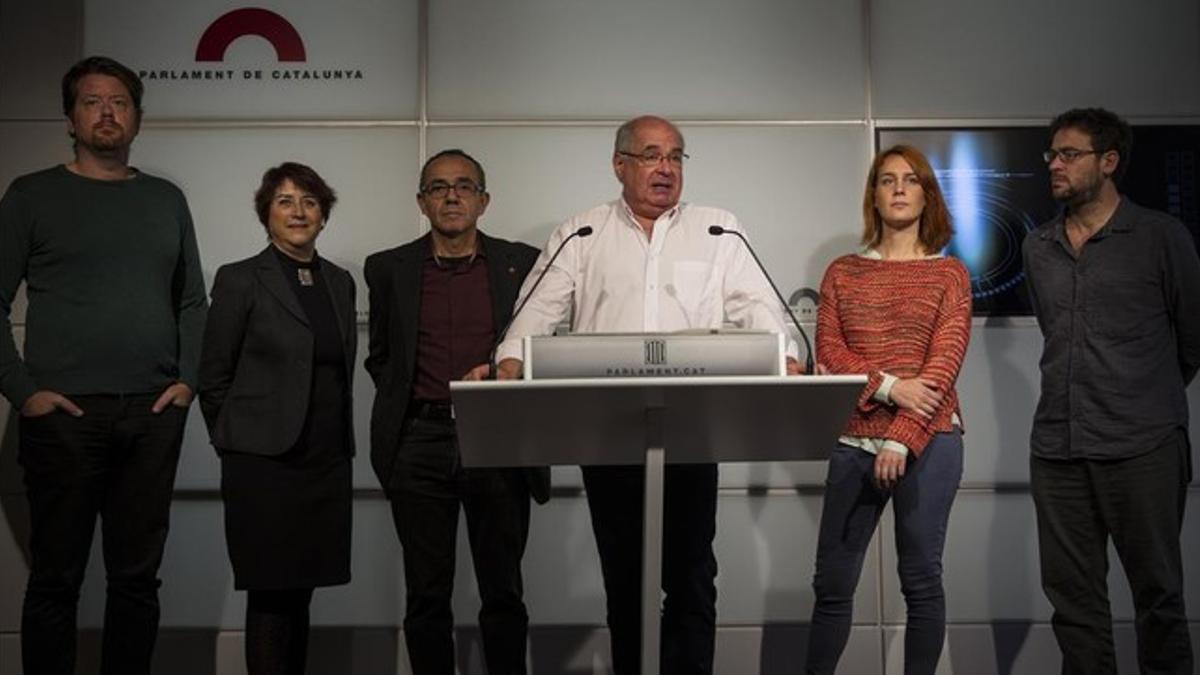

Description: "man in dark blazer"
364 149 549 675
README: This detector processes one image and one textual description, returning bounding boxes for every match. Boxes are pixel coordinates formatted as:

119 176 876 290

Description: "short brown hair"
861 145 953 254
1049 107 1133 183
253 162 338 227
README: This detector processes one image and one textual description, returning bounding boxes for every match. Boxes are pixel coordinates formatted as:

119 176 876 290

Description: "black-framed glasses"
617 150 689 167
421 180 484 199
1042 148 1103 164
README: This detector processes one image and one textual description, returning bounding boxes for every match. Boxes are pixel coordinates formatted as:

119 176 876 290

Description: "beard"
89 124 127 151
74 123 131 155
1051 171 1104 209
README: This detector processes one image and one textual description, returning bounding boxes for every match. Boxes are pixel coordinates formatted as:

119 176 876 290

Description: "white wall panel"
939 624 1063 675
424 126 617 248
133 126 421 312
719 460 829 490
885 624 1055 675
0 0 82 119
871 0 1200 118
428 0 867 120
83 0 420 119
681 125 870 300
956 323 1041 486
507 493 605 626
715 494 880 623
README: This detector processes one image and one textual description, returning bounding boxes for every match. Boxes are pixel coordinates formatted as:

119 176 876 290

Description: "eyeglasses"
421 180 484 199
617 150 689 167
1042 148 1103 164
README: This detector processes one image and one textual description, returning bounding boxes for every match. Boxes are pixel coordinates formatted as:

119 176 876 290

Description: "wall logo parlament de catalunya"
136 8 365 83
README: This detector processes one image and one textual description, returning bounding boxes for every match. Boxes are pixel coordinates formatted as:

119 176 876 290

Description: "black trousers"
1031 433 1193 675
17 393 187 675
582 463 718 675
386 415 532 675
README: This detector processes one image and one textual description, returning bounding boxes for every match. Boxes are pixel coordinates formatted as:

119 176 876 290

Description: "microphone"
708 225 815 374
488 225 594 378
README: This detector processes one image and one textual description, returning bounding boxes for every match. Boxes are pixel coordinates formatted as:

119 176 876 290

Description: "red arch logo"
195 8 306 62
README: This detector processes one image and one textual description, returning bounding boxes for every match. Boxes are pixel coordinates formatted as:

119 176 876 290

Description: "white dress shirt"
496 199 796 362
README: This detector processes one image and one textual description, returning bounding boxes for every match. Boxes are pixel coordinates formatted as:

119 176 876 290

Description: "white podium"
450 373 865 673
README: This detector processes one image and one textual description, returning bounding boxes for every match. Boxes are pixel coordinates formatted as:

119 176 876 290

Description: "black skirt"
221 439 352 590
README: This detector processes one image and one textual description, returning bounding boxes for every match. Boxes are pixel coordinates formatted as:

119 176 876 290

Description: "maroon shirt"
412 245 495 402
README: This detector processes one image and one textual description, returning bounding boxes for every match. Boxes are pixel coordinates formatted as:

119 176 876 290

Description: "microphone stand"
488 226 594 378
709 225 815 374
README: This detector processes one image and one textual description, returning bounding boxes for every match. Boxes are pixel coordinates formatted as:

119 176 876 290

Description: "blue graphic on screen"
939 134 1042 303
878 128 1056 315
947 137 986 271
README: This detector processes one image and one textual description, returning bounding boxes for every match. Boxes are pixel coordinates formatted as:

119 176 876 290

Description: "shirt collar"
619 198 683 231
859 248 943 260
423 232 487 264
1041 196 1132 242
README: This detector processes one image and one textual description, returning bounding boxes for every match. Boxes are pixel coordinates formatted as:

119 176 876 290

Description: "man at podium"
496 115 796 674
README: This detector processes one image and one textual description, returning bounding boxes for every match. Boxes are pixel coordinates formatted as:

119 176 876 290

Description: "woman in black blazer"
198 162 356 675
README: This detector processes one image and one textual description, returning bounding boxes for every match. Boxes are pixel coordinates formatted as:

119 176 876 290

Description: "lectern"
450 332 865 673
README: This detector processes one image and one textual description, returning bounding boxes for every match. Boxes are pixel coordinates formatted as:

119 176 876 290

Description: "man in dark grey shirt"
1023 107 1199 675
0 57 206 675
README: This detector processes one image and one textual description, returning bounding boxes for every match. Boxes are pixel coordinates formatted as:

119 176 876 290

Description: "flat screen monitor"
876 125 1200 316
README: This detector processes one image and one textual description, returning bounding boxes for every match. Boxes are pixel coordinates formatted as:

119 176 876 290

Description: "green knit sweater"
0 165 207 407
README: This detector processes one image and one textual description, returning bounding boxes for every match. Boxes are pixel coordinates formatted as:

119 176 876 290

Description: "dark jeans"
806 432 963 675
17 393 187 675
1031 433 1193 675
581 463 718 675
386 416 531 675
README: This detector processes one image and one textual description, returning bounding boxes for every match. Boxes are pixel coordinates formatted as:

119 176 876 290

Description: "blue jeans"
806 432 963 675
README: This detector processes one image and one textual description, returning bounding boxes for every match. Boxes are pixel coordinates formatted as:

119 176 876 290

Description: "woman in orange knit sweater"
805 145 972 675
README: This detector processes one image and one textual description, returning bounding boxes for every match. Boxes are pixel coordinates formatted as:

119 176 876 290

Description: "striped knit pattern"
816 254 973 456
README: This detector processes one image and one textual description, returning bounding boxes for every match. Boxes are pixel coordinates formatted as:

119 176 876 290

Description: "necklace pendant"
297 268 314 286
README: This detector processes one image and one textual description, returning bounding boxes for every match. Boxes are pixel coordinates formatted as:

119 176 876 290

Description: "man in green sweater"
0 56 207 675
